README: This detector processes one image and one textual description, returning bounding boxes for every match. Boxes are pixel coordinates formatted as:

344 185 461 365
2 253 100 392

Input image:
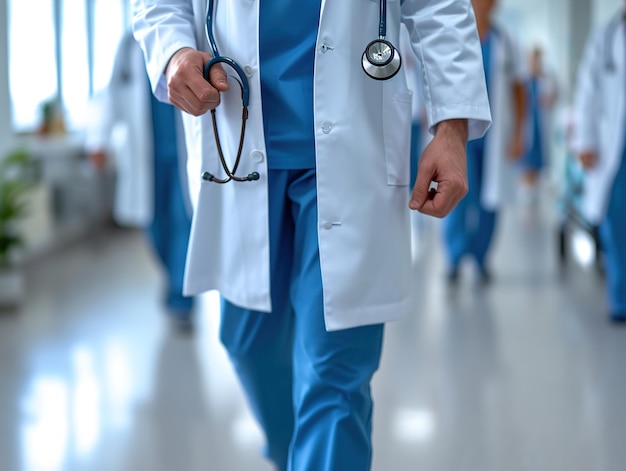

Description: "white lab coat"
84 33 163 227
572 13 625 225
481 26 527 210
131 0 491 331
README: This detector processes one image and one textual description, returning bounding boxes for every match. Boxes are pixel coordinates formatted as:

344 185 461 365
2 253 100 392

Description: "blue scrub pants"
443 138 497 271
219 169 385 471
599 150 626 318
147 157 193 314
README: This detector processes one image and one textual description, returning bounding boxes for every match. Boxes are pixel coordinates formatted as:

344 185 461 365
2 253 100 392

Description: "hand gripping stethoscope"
201 0 258 183
362 0 402 80
202 0 400 184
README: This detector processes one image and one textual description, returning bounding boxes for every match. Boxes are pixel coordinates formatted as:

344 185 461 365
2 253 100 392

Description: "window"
61 0 90 130
8 0 128 133
8 0 58 132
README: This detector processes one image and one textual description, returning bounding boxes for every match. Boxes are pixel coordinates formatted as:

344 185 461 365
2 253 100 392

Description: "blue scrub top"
259 0 322 169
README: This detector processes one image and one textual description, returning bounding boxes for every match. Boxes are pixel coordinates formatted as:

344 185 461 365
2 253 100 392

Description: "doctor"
442 0 526 283
85 31 195 330
132 0 491 469
572 2 626 324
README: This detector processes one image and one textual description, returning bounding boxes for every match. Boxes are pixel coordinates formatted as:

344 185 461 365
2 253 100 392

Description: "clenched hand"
409 119 469 218
164 47 229 115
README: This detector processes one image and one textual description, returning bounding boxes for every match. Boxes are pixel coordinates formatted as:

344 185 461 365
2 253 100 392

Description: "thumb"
208 62 230 91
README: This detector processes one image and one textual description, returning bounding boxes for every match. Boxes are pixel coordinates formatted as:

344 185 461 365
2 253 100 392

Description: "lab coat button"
244 65 256 77
251 151 264 163
322 221 333 230
320 43 334 53
321 122 332 134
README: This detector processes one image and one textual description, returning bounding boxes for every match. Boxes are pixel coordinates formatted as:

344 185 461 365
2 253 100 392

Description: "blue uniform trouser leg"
599 155 626 317
219 169 384 471
147 157 193 312
470 207 497 270
409 122 422 188
443 191 471 269
443 139 482 269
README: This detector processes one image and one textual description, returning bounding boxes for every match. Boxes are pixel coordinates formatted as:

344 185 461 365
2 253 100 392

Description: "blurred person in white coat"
131 0 491 469
572 3 626 324
442 0 526 283
85 31 195 330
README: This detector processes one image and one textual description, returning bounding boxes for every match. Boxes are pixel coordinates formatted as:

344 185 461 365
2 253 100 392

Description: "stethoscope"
202 0 400 184
362 0 402 80
201 0 258 183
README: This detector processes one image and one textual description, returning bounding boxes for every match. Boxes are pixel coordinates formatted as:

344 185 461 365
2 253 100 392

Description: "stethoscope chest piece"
362 39 402 80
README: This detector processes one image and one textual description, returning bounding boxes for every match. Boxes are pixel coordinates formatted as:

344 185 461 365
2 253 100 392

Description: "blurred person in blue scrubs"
132 0 491 469
519 46 557 208
572 2 626 324
85 31 195 331
442 0 526 284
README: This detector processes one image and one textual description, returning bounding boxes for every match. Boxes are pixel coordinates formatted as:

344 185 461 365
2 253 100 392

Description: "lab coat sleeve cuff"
147 40 197 103
429 104 492 141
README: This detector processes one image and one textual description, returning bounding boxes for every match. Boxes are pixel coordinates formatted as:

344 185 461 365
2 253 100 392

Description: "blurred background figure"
442 0 526 284
519 46 557 208
572 1 626 324
85 31 195 331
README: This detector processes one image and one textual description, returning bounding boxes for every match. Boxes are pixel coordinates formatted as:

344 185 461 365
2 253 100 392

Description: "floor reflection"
1 200 625 471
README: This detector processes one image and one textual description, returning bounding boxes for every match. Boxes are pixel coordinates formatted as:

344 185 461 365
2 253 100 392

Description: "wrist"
435 119 468 143
165 47 194 75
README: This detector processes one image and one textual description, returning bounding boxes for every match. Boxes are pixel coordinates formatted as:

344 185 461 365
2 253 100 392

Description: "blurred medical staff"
572 3 626 323
443 0 526 283
519 46 556 207
85 32 195 330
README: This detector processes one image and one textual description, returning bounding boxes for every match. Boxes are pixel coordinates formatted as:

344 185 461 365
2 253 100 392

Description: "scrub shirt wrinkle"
259 0 322 170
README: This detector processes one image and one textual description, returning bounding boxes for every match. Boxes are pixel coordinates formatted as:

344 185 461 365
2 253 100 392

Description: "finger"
169 86 216 116
419 179 465 218
208 63 229 91
409 162 434 210
169 73 222 116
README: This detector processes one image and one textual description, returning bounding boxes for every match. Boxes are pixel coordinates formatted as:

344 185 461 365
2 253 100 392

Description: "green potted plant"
0 148 35 308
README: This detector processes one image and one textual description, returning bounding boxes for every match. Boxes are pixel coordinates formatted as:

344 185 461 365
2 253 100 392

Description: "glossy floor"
1 201 624 471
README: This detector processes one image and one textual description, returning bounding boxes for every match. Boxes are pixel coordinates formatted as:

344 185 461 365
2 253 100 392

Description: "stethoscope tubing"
203 0 256 183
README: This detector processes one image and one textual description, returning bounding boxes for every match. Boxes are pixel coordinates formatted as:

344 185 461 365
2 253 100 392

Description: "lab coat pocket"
383 90 412 186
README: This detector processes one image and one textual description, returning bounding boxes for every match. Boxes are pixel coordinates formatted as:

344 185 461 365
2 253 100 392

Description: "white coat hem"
323 297 412 332
183 279 272 313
